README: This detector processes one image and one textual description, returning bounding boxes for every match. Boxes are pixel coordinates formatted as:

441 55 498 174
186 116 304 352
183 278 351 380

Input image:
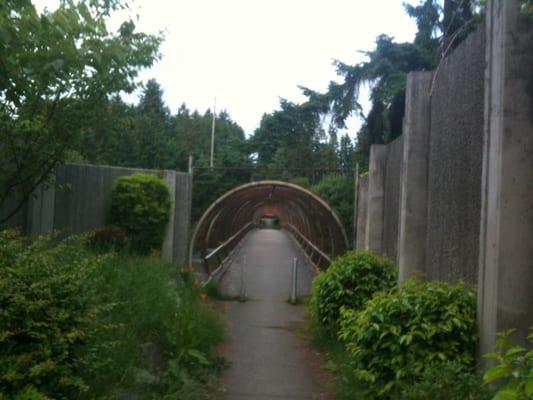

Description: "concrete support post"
355 175 368 250
382 135 404 263
27 182 56 239
239 254 247 301
188 155 193 175
161 171 177 263
290 257 298 304
172 172 193 265
397 72 432 281
365 145 387 254
478 0 533 355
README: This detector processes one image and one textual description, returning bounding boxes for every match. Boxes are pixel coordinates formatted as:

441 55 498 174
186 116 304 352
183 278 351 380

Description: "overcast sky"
41 0 419 136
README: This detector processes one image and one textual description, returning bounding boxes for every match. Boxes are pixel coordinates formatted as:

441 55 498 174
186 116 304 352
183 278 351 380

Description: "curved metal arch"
188 180 349 271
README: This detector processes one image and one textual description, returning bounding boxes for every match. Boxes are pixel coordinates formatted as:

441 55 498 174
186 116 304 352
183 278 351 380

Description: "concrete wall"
27 184 55 239
357 0 533 352
362 136 403 262
172 172 193 264
398 72 432 280
53 164 153 234
478 0 533 355
2 163 192 265
365 145 387 254
382 135 404 262
425 28 486 285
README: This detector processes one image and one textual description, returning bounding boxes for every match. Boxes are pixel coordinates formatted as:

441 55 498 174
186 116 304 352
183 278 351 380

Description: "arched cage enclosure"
189 180 349 275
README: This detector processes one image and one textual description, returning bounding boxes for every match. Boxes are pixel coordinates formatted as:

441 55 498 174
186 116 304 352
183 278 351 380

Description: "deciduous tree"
0 0 162 223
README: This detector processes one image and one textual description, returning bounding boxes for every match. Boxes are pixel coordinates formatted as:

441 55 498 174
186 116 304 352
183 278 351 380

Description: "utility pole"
210 97 216 168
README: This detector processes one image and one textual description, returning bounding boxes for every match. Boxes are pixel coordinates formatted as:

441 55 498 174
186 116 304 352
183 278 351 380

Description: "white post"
239 254 246 302
290 257 298 304
210 97 216 168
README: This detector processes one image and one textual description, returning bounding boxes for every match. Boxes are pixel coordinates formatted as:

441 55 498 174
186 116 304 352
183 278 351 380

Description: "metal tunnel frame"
189 180 349 274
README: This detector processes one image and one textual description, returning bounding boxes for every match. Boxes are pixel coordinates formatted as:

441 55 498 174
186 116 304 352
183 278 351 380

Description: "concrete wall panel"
173 172 193 265
478 0 533 353
382 135 404 262
365 145 387 254
1 163 193 264
53 164 152 234
398 72 432 280
425 28 486 284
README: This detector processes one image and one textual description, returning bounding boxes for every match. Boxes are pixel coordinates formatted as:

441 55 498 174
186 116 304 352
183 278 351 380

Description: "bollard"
290 257 298 304
239 254 246 302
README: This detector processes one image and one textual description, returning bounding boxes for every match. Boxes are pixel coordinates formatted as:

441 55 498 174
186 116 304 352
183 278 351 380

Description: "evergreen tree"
339 134 356 171
134 80 174 169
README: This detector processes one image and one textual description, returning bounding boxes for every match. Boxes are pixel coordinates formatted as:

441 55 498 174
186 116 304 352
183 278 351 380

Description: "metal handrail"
283 223 332 269
203 222 254 276
205 222 252 261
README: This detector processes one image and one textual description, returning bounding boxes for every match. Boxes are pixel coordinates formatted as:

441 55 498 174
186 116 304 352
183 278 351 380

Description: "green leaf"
484 365 510 383
494 389 518 400
525 380 533 397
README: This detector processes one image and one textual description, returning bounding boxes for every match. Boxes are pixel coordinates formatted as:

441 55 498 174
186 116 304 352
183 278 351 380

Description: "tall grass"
88 255 226 399
0 231 226 399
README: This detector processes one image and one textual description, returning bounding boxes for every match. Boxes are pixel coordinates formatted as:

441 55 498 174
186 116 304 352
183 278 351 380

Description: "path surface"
219 229 331 400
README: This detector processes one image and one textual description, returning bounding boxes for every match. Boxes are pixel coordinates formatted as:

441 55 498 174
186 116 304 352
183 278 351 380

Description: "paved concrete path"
219 229 331 400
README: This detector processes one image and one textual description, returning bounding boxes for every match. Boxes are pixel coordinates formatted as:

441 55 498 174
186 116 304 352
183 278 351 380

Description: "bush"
483 328 533 400
88 225 129 253
0 230 106 399
309 251 397 334
0 230 226 399
399 360 492 400
338 280 477 398
109 173 171 254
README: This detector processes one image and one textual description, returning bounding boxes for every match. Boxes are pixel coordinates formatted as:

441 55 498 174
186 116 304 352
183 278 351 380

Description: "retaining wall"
1 163 192 264
382 135 404 263
397 71 432 280
355 0 533 352
425 29 485 284
477 0 533 354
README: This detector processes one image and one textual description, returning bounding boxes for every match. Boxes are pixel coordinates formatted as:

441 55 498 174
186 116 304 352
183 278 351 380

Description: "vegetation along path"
219 229 331 400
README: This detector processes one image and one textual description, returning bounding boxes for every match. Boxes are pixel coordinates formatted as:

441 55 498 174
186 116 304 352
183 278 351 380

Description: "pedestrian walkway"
219 229 331 400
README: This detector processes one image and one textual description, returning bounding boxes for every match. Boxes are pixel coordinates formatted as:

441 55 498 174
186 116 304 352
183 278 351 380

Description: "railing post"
290 257 298 304
239 254 247 302
188 155 193 175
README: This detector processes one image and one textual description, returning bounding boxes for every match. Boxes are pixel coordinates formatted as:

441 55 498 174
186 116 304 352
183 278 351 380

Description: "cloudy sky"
42 0 419 135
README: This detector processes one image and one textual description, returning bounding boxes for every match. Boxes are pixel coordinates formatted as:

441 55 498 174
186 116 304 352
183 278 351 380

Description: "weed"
0 230 226 399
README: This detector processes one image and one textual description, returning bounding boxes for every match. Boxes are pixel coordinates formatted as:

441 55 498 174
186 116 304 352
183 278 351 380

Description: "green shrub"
109 172 171 254
0 230 226 399
0 230 107 399
399 360 492 400
483 328 533 400
309 251 397 334
338 280 477 398
88 224 129 253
